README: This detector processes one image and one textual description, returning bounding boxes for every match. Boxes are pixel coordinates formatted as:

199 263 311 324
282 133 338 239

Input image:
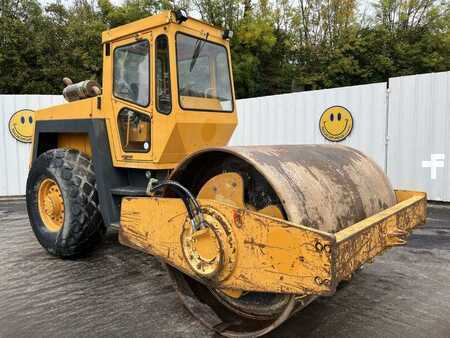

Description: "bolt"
314 276 322 285
324 245 332 253
315 241 323 252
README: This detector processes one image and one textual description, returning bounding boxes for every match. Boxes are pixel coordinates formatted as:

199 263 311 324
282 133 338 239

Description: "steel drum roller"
165 144 397 337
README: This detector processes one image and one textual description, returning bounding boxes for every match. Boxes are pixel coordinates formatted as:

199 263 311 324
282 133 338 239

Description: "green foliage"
0 0 164 94
0 0 448 97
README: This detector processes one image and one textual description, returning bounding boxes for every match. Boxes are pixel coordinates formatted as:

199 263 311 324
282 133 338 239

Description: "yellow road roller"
26 10 427 337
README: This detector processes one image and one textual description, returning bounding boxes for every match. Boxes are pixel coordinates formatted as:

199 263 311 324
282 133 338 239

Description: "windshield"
176 33 233 112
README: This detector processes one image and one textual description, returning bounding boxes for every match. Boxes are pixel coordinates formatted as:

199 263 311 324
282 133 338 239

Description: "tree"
0 0 448 97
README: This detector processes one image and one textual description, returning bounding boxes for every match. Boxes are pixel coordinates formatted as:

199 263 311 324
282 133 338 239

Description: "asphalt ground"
0 200 449 338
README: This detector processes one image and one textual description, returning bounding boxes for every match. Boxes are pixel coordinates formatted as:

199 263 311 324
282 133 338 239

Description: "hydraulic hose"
148 180 205 231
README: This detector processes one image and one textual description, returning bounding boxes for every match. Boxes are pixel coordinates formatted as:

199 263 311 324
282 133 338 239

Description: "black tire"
26 148 105 258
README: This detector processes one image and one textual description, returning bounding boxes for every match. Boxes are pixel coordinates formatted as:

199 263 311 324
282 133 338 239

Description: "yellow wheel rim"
38 178 65 232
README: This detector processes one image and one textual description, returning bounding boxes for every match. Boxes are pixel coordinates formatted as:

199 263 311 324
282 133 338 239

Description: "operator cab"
101 10 237 169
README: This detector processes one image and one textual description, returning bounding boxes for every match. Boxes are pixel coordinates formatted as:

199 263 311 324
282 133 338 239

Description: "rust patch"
224 145 396 233
233 209 243 228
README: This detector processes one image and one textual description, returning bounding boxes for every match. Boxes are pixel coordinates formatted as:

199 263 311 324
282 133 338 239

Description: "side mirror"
223 30 234 40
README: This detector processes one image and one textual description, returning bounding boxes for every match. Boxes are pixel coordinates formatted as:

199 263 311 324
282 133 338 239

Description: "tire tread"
26 148 105 258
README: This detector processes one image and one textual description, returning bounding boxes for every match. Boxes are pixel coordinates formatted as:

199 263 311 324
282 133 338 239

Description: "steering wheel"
204 88 215 98
117 80 135 99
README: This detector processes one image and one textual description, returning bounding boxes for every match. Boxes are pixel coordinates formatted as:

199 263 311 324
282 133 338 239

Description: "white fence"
229 82 388 170
230 71 449 201
387 72 450 201
0 95 64 196
0 71 449 200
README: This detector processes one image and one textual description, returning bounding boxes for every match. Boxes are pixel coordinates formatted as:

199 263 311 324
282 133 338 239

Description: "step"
110 186 147 197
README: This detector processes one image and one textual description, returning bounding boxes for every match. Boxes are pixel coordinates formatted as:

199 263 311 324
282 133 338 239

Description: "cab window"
156 35 172 114
117 108 151 153
113 40 150 107
176 33 233 112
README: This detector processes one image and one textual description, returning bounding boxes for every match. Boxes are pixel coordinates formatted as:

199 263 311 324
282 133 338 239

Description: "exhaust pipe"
62 77 102 102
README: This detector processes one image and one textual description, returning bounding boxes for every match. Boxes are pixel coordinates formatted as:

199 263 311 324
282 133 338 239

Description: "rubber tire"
26 148 105 258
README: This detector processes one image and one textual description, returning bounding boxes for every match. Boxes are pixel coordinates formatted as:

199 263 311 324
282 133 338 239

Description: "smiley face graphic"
319 106 353 142
8 109 35 143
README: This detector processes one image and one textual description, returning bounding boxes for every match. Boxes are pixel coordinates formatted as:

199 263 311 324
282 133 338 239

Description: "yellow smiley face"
9 109 35 143
319 106 353 142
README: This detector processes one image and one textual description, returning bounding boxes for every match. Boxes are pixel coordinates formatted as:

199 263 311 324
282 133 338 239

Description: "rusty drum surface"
172 144 396 233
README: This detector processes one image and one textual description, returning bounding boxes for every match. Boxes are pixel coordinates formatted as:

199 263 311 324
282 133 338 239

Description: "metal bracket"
146 177 160 196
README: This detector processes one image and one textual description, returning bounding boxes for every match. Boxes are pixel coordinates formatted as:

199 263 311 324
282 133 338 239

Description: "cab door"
110 32 153 165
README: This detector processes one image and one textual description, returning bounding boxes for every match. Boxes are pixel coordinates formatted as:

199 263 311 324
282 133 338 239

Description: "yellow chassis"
119 190 426 296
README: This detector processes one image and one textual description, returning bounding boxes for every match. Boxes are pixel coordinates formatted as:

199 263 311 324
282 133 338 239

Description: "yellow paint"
319 106 353 142
101 11 225 44
179 96 223 111
258 204 284 219
36 98 99 120
119 190 426 295
216 288 244 299
394 189 420 203
198 173 243 297
58 134 92 157
120 197 335 295
197 172 283 219
197 172 284 298
192 228 220 261
335 191 426 242
9 109 35 143
198 172 245 207
181 217 226 279
38 178 65 232
335 190 426 281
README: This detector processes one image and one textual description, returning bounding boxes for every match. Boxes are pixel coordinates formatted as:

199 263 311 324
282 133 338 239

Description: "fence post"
384 86 390 174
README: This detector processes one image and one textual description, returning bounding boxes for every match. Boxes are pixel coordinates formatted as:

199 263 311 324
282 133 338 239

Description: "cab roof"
101 10 225 43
